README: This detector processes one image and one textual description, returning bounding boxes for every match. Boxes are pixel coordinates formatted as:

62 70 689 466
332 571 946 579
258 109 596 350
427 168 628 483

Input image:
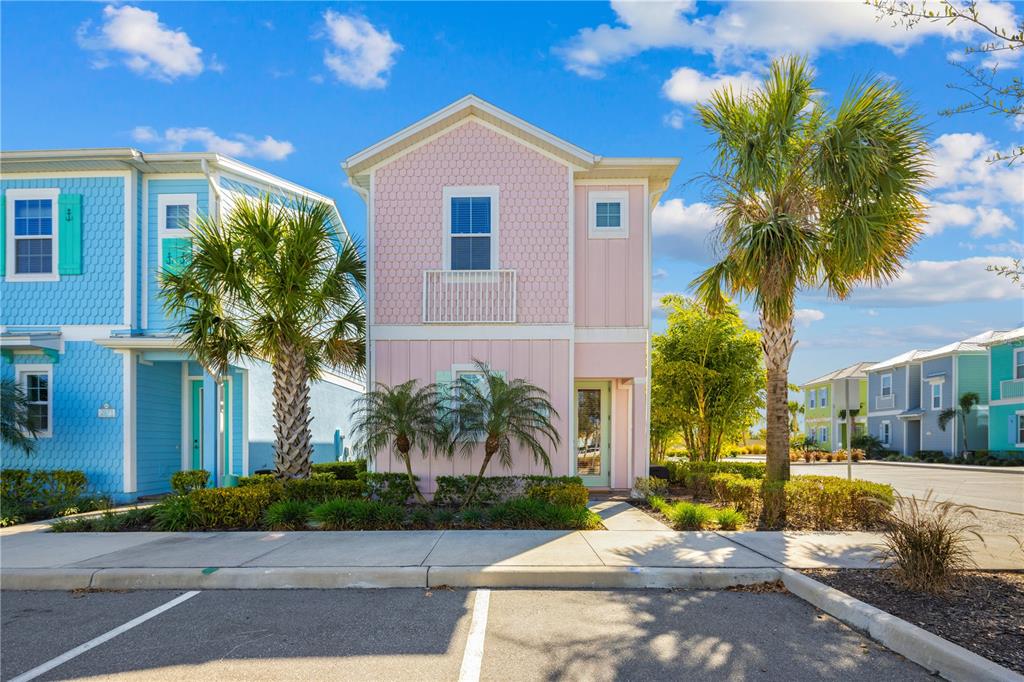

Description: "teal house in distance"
0 149 363 502
983 327 1024 453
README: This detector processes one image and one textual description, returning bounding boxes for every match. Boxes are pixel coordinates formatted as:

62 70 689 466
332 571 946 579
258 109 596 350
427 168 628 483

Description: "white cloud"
77 5 204 81
556 0 1010 77
794 308 825 326
652 267 669 280
930 132 1024 206
132 126 295 161
662 109 685 129
321 11 401 89
988 240 1024 257
652 198 720 263
849 257 1021 306
925 201 1013 238
866 309 879 317
662 67 759 105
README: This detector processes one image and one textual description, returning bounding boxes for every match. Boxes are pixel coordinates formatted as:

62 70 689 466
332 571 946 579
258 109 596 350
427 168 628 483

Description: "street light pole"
845 380 852 481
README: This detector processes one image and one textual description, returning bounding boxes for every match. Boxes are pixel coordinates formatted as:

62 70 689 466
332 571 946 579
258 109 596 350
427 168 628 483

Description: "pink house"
344 96 678 491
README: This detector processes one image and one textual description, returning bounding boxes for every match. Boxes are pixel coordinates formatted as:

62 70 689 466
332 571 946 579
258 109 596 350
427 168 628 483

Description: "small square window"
588 191 629 238
164 204 191 230
595 202 621 228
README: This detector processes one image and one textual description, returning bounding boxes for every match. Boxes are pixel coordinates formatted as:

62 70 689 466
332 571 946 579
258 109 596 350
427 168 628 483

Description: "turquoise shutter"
58 194 83 275
0 195 5 276
162 238 192 276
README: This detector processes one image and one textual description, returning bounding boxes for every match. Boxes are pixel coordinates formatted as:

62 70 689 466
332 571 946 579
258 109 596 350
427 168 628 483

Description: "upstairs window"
588 190 629 239
819 387 828 407
1015 349 1024 380
880 374 892 397
157 194 198 276
5 189 60 281
444 187 498 271
808 390 816 409
931 382 942 410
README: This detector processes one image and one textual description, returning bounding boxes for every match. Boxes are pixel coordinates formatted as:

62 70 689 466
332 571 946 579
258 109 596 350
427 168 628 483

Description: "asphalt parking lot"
1 588 930 681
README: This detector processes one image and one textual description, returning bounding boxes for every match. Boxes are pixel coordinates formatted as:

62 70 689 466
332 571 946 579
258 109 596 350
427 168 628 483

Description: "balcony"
422 270 516 323
874 394 894 410
1001 378 1024 400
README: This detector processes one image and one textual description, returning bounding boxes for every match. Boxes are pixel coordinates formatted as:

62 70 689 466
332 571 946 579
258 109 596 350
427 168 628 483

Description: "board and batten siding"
146 178 209 331
135 360 183 496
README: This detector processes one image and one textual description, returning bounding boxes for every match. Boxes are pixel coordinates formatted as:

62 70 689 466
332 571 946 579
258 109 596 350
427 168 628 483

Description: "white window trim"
880 373 892 397
1014 348 1024 380
881 420 891 446
442 186 499 271
157 194 198 276
5 188 61 282
1016 411 1024 448
819 387 828 407
587 190 629 239
17 364 53 438
808 390 816 409
930 381 943 410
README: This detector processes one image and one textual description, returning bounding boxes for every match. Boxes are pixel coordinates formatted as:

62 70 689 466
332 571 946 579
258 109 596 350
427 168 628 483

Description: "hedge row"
433 475 584 507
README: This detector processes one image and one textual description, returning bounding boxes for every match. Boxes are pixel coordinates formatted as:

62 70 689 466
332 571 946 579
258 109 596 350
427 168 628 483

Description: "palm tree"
692 56 930 483
162 195 365 479
938 392 981 456
351 380 444 505
787 400 804 433
446 361 560 507
1 378 38 454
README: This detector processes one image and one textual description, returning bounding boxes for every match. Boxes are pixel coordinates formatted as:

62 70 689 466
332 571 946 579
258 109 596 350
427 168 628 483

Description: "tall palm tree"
447 362 560 507
692 56 930 482
351 380 444 505
1 378 38 454
787 400 804 434
938 391 981 456
162 195 365 479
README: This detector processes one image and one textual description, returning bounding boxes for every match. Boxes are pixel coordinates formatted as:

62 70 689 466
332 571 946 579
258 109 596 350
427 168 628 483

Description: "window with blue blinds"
450 196 491 270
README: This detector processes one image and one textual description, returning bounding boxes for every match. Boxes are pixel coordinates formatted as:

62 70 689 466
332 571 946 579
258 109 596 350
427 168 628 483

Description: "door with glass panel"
575 381 610 487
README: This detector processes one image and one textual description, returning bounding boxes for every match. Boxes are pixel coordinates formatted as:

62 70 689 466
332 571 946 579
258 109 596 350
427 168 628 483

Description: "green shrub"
153 495 200 531
408 505 433 529
311 498 404 530
631 476 668 500
311 460 367 480
715 508 746 530
359 472 416 506
237 474 277 487
433 475 584 507
486 497 601 530
281 478 365 503
782 476 893 530
264 500 311 530
664 501 716 530
1 469 88 511
709 473 762 518
432 507 456 529
188 486 275 529
667 461 765 498
459 506 487 528
170 470 210 495
526 482 589 508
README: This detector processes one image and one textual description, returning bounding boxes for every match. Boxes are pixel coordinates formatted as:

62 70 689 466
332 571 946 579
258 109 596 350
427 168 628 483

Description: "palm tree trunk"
399 448 428 505
272 341 314 479
761 312 795 483
461 439 497 508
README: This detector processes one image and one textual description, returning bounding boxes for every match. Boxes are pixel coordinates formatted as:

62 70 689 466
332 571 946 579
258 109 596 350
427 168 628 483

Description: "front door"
190 380 203 470
575 381 610 487
221 378 232 481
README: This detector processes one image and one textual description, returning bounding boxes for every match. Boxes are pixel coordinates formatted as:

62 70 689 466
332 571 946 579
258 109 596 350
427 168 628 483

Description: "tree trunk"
397 440 428 505
760 312 795 483
461 436 498 508
272 341 314 479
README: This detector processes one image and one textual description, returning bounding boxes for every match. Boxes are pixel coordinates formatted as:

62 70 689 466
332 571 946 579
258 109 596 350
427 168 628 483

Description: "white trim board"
370 324 574 341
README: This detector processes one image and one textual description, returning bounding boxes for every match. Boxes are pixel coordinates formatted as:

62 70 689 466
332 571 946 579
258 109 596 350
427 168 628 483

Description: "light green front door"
575 381 610 487
190 380 203 470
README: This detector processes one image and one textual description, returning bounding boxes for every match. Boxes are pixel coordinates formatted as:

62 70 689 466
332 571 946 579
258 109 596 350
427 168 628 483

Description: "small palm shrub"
264 500 311 530
486 498 601 530
432 507 456 529
153 495 200 531
459 506 487 528
408 505 433 529
669 502 716 530
311 499 404 530
715 508 746 530
880 492 980 593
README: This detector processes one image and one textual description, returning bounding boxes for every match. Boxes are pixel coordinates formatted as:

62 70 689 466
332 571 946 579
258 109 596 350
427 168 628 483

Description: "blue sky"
2 1 1021 383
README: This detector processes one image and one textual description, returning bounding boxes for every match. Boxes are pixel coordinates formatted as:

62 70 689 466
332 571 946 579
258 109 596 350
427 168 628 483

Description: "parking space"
1 588 930 681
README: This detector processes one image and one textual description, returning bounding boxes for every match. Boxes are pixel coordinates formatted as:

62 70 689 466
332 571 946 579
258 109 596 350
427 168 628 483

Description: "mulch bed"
803 568 1024 674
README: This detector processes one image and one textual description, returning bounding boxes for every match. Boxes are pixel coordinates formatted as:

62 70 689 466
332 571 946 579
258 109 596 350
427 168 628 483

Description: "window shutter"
162 238 192 276
0 195 5 276
58 194 83 275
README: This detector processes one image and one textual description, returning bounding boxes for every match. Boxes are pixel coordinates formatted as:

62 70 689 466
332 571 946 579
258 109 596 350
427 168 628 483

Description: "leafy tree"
852 432 886 459
987 258 1023 289
871 0 1022 162
1 378 38 455
351 380 444 504
162 195 365 479
938 391 981 455
692 56 930 482
446 361 560 507
651 295 765 462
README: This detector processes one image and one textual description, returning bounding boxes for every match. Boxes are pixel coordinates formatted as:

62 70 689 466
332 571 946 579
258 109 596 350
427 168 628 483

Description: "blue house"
982 327 1024 453
866 349 924 455
1 149 364 502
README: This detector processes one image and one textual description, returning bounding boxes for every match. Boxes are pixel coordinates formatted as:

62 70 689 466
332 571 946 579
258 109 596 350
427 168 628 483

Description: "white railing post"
422 270 516 323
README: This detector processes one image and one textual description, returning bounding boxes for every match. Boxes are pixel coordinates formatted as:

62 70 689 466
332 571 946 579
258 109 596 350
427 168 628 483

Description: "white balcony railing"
875 394 894 410
422 270 516 323
1001 378 1024 400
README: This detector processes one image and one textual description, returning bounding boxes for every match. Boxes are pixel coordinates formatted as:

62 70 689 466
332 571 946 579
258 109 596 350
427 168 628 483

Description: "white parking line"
9 591 201 682
458 589 491 682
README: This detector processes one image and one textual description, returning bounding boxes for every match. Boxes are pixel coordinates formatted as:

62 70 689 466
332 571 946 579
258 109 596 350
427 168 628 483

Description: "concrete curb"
426 566 781 589
863 461 1024 475
0 569 97 591
779 568 1023 682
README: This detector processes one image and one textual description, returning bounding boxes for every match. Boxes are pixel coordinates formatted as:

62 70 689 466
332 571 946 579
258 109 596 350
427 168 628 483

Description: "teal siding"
0 177 125 325
957 355 989 404
135 361 183 495
146 178 209 331
1 342 126 498
990 341 1024 402
231 367 245 476
989 404 1024 451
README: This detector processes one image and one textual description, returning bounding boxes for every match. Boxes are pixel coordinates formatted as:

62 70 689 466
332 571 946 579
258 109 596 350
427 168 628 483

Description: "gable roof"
342 95 680 199
868 349 925 372
803 361 876 386
978 326 1024 346
914 330 1003 361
